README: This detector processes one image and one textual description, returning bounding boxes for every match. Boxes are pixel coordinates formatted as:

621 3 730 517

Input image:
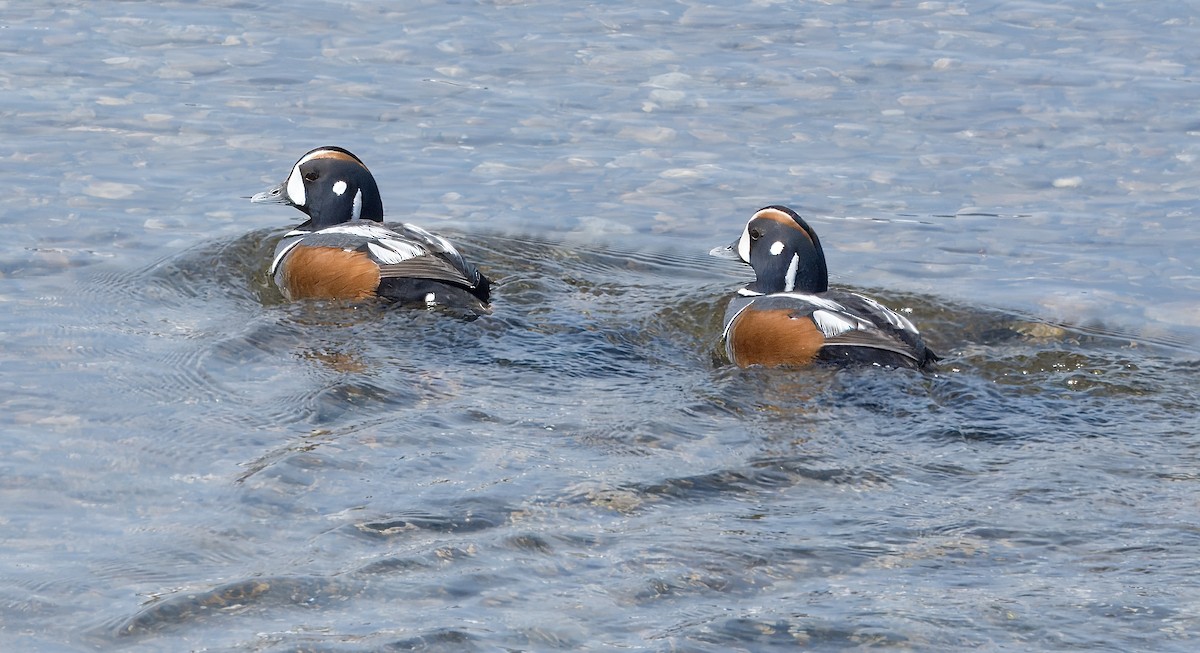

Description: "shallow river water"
2 1 1199 651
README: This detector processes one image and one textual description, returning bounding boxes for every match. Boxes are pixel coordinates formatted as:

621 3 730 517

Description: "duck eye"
304 171 319 182
748 228 763 241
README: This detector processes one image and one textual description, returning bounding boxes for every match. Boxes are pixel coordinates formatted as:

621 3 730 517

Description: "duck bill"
708 239 742 260
250 181 290 205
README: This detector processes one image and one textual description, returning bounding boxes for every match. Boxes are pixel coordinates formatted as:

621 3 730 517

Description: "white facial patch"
783 253 800 292
351 189 362 221
424 292 437 305
283 149 345 206
332 180 348 196
285 163 307 207
769 241 785 256
737 225 751 263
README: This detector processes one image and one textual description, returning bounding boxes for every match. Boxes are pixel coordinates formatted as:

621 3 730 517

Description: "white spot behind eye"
769 241 785 256
424 293 436 305
332 180 348 196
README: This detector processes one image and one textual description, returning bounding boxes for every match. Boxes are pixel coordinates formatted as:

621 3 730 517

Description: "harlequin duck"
710 205 937 370
250 146 490 312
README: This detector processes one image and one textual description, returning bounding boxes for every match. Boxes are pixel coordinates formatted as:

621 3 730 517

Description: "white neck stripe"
783 253 800 292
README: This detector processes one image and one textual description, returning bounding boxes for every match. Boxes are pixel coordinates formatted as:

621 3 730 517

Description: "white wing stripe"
318 223 394 239
767 292 846 312
367 239 424 263
811 309 860 338
401 223 458 254
851 293 918 331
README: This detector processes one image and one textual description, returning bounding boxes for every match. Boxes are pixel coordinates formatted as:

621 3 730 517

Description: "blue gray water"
2 1 1199 651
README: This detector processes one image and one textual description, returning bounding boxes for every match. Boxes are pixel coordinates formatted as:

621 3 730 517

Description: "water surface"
2 1 1199 651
